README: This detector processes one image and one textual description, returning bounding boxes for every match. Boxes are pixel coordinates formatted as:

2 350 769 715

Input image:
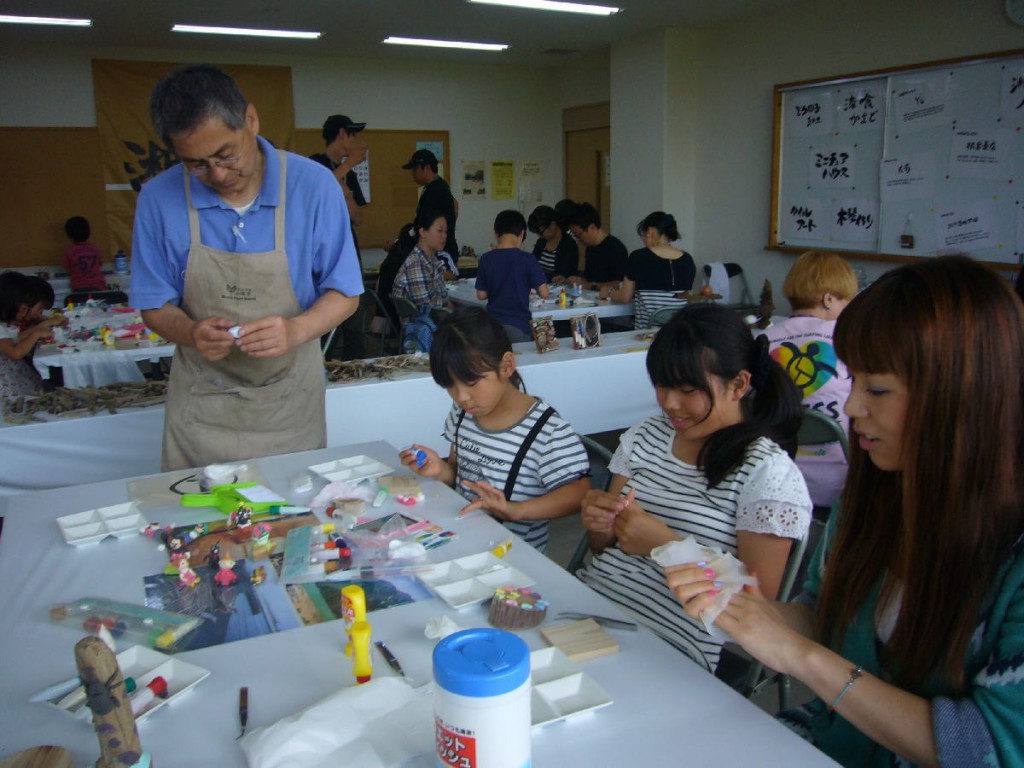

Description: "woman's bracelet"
829 665 864 712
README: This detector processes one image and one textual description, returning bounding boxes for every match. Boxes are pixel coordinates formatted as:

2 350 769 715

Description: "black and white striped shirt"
443 400 589 551
579 416 811 669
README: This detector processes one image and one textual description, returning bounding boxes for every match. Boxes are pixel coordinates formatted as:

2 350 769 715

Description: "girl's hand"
458 480 521 519
613 498 675 556
399 444 442 478
665 562 723 619
580 488 620 533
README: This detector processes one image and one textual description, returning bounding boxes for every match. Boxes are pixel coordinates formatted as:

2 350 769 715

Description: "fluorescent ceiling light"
172 24 321 40
468 0 619 15
0 15 92 27
383 36 508 52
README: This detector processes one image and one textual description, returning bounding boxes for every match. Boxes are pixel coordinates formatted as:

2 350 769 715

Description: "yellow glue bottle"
341 584 366 657
350 620 373 684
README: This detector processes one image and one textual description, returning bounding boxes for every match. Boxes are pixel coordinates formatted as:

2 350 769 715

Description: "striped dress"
442 400 589 552
578 416 811 670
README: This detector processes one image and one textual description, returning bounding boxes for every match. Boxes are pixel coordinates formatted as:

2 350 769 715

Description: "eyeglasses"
181 132 247 176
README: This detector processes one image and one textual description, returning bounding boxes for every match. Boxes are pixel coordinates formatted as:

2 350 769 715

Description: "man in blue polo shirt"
131 64 363 470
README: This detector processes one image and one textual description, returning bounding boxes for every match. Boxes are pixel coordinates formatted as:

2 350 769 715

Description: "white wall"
0 42 569 256
685 0 1023 309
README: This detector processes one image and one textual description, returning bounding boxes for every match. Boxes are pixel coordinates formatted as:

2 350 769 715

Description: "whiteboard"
771 50 1024 267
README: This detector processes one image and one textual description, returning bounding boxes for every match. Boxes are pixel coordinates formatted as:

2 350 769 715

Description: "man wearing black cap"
402 148 459 264
312 115 369 358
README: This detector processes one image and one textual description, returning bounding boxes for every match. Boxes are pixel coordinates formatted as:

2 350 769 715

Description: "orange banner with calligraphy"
91 60 294 255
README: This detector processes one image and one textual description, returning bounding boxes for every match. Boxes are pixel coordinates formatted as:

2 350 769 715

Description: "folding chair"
364 288 402 356
649 306 681 327
702 263 758 313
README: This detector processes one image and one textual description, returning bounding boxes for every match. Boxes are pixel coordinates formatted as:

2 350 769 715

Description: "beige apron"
161 150 326 471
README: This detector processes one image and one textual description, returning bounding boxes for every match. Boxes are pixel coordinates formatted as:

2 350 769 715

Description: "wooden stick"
74 636 146 768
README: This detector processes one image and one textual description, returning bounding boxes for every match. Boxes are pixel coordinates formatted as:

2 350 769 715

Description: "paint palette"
56 503 148 547
34 645 210 723
418 552 534 609
308 455 393 484
530 647 613 728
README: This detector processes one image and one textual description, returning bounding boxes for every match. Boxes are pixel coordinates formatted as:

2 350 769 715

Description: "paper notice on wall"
948 128 1010 180
880 153 935 201
353 152 371 203
892 73 949 132
999 60 1024 122
490 160 515 200
780 199 825 243
462 160 486 198
934 201 997 252
834 82 884 134
809 145 856 190
787 90 834 137
830 198 878 243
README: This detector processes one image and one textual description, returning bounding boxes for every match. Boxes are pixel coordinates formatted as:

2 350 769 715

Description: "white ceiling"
0 0 804 65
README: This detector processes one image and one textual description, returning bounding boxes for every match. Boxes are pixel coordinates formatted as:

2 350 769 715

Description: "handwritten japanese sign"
830 199 878 244
809 145 856 189
787 90 833 137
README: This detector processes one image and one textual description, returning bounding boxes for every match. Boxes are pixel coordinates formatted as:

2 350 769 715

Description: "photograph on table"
287 576 433 626
144 557 300 651
571 312 601 349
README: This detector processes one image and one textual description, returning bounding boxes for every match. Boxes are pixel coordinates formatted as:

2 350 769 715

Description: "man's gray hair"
150 64 248 145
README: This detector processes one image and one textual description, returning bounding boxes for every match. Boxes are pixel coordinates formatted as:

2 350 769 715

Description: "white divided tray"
56 502 147 547
37 645 210 723
418 552 534 609
308 455 393 484
530 647 613 728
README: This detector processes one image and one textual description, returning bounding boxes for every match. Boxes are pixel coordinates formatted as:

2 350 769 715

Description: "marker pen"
129 676 169 716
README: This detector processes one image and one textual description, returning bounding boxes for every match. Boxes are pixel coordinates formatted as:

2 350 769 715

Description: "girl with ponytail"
578 303 811 671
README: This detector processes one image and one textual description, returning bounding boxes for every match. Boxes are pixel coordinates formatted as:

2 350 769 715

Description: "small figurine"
214 554 238 586
205 541 221 571
250 522 272 549
232 504 254 530
250 566 266 586
165 534 187 565
183 522 209 544
177 553 200 588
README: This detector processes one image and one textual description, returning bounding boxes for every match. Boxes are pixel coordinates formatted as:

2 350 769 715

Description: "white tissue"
239 677 434 768
651 537 758 640
424 615 462 641
389 540 427 559
203 462 243 485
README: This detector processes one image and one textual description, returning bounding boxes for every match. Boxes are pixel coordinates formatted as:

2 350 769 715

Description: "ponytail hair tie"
408 227 416 237
751 334 773 391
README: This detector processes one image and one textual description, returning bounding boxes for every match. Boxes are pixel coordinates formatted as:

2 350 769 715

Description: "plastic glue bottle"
341 584 366 657
433 628 531 768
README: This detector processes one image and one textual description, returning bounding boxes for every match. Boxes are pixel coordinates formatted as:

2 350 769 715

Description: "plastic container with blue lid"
433 628 531 767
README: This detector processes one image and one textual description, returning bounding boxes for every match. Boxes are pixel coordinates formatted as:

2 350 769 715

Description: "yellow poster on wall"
91 60 294 255
490 160 515 201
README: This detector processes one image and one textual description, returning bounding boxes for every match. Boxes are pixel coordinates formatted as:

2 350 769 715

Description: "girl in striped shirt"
578 303 811 669
401 306 589 552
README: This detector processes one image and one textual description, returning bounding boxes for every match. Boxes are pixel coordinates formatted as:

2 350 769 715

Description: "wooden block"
540 619 619 662
379 475 421 495
0 747 73 768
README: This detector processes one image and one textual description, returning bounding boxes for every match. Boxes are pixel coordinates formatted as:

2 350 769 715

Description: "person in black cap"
311 115 369 359
402 148 459 265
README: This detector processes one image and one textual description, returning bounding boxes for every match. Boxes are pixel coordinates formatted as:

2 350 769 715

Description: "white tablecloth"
0 441 836 767
1 332 659 496
33 343 174 388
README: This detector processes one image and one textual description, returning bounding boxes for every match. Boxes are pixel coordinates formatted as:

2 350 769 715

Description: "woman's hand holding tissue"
712 587 816 676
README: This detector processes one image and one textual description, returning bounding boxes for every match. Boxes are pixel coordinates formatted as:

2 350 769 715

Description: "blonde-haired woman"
760 251 857 508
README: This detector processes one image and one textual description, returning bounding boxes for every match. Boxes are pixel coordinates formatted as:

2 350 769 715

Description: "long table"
33 342 175 388
0 441 836 766
447 279 634 322
0 332 659 496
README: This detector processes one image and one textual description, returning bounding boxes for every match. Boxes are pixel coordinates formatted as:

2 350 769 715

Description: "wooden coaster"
379 475 422 495
541 619 619 662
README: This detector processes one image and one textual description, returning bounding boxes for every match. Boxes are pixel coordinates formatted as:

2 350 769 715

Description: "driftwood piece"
324 353 431 383
74 636 145 768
